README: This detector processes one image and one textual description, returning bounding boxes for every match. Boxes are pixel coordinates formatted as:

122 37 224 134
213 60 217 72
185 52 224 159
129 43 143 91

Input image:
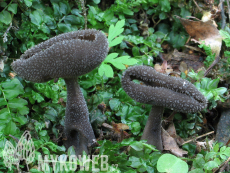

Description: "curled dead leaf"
176 15 222 56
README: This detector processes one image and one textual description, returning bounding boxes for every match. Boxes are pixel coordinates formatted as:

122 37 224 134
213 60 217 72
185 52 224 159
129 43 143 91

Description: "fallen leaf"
162 128 188 157
176 16 222 56
179 61 188 74
166 123 185 145
154 60 173 74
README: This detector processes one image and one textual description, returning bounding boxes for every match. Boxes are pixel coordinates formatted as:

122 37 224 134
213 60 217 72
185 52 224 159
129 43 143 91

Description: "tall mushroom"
122 65 207 150
11 29 109 155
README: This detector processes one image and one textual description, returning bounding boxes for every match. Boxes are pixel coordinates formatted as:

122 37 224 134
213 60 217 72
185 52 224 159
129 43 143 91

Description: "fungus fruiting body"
122 65 207 150
12 29 109 155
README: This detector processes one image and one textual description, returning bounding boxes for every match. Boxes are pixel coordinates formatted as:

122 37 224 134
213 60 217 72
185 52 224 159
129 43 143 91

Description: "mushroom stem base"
64 78 96 155
141 106 164 151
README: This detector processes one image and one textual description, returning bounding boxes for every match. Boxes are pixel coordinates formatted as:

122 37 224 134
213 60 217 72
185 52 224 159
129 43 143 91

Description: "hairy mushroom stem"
64 78 96 155
141 106 164 151
122 65 207 150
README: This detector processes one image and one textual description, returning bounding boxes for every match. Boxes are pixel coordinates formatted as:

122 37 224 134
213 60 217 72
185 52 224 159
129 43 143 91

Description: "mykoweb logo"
2 131 118 172
37 154 112 172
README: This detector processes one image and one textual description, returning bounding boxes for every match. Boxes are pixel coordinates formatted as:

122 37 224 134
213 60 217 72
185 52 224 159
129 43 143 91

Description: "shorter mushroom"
11 29 109 155
122 65 207 150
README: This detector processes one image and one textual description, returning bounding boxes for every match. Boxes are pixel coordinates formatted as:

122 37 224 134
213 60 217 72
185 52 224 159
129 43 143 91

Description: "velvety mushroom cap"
11 29 109 82
122 66 207 113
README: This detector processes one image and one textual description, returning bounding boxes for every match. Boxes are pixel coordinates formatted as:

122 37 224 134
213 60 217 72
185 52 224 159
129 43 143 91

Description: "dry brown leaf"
162 128 188 157
166 123 185 145
176 16 222 56
196 139 214 151
154 60 173 74
179 61 188 74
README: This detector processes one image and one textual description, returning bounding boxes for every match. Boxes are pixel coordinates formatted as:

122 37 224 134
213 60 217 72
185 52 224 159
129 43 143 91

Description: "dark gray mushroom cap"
11 29 109 82
122 66 207 113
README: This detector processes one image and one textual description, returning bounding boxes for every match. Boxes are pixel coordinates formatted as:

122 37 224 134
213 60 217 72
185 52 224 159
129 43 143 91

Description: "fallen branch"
182 131 214 145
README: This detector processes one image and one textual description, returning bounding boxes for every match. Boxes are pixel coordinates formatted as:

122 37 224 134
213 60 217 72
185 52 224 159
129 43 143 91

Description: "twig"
182 131 214 145
226 0 230 24
192 0 202 12
79 0 87 29
203 56 220 77
152 15 161 28
213 156 230 173
220 0 227 29
184 45 205 54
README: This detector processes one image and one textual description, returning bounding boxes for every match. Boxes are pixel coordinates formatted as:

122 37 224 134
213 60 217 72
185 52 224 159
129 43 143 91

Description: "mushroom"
121 65 207 150
11 29 109 155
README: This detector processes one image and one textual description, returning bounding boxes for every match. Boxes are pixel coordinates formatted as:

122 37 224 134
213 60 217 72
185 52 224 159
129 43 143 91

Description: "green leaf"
114 56 138 66
203 161 218 170
157 154 188 173
4 121 17 135
24 0 33 7
93 0 101 4
58 23 71 33
14 115 27 125
109 98 121 110
108 20 125 43
207 78 219 90
8 98 28 109
104 53 138 70
205 152 217 161
64 15 83 25
0 11 12 25
109 36 124 47
98 63 114 78
32 90 44 103
220 30 230 47
129 156 142 168
189 168 204 173
8 3 18 14
213 87 227 95
123 8 134 16
60 2 69 15
0 108 10 120
159 0 171 12
18 106 29 116
132 47 140 56
130 141 143 151
131 122 141 135
104 53 118 62
30 10 43 26
0 98 7 106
